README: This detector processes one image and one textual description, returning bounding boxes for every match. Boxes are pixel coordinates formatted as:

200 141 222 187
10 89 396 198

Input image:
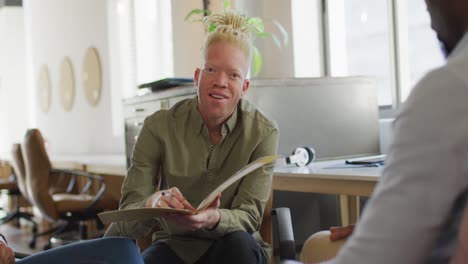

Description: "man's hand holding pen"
145 187 221 231
146 187 195 211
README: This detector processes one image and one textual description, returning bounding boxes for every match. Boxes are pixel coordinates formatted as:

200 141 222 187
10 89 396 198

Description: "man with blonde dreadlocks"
114 10 278 264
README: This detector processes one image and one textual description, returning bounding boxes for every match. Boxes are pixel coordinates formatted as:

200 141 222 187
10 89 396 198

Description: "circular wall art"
38 65 52 113
59 57 75 111
82 47 102 107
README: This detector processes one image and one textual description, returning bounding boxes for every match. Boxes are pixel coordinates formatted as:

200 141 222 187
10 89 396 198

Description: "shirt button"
209 145 214 149
209 173 213 177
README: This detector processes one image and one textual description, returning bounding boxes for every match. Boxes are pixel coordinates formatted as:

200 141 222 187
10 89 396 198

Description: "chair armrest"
273 207 296 260
50 169 106 212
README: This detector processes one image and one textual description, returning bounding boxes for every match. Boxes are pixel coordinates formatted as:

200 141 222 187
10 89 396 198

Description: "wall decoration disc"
82 47 102 107
59 57 75 111
38 65 52 113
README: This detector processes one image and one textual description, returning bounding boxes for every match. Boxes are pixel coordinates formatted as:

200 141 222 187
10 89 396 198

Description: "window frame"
320 0 436 119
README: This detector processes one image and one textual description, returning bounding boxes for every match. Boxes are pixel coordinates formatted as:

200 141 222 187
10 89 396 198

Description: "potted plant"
185 0 288 77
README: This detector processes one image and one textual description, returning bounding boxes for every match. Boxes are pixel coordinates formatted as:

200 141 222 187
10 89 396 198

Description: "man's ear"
194 68 201 87
241 79 250 96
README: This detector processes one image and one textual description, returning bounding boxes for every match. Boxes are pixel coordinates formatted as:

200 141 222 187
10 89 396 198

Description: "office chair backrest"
23 128 58 221
10 143 31 203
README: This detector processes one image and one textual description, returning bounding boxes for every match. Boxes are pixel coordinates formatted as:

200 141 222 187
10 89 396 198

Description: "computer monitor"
245 77 380 160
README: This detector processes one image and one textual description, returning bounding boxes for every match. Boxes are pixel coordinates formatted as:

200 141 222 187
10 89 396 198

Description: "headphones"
278 146 316 167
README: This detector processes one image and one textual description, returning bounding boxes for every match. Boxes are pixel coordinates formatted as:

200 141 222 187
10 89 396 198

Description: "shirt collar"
223 104 238 135
449 32 468 59
190 97 205 134
190 96 238 136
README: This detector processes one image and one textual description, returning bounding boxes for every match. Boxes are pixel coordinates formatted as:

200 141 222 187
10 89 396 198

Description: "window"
107 0 136 135
317 0 444 110
134 0 174 85
326 0 394 106
291 0 323 77
401 0 444 101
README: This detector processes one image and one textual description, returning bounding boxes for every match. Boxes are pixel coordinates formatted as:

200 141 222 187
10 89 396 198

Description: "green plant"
185 0 288 77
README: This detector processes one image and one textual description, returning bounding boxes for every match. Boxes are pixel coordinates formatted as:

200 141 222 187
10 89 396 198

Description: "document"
98 155 279 223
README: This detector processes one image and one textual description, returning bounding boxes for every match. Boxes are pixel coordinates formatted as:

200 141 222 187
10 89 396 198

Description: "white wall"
0 7 27 156
23 0 124 155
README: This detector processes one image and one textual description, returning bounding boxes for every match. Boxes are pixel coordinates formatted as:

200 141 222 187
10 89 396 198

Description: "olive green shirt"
117 97 279 263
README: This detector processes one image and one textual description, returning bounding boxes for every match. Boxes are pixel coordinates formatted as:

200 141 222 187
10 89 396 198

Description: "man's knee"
205 231 265 263
142 241 184 264
220 230 259 249
97 237 136 248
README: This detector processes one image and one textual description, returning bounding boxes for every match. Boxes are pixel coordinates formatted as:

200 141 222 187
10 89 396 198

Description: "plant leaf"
184 9 205 22
252 46 263 77
224 0 231 10
247 17 264 32
209 23 216 32
256 32 271 38
272 19 289 46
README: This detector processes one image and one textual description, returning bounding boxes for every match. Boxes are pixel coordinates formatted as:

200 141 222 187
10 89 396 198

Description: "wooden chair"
0 172 36 230
299 230 345 263
21 129 116 249
8 144 40 248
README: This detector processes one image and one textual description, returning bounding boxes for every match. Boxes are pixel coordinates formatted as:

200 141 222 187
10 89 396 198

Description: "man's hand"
146 187 195 211
0 240 15 264
329 224 355 241
165 194 222 230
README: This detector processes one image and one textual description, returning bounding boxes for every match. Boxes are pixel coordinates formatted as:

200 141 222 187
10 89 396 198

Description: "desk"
273 160 382 225
50 156 381 225
50 155 127 175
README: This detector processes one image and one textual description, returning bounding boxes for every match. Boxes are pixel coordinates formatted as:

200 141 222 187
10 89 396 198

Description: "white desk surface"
273 159 382 197
274 159 383 224
274 159 382 182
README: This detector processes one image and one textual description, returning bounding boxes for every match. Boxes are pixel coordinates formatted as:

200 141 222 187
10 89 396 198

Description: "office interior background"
0 0 446 251
0 0 444 157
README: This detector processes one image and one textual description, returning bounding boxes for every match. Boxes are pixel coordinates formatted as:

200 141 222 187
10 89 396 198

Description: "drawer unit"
123 100 163 119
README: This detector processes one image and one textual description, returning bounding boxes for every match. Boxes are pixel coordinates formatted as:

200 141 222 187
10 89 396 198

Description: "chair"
0 156 37 231
21 128 111 249
261 193 296 261
105 192 296 262
299 230 344 263
0 174 35 229
0 173 21 226
8 144 40 248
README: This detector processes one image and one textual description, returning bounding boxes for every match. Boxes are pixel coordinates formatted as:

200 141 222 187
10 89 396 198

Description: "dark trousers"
142 231 267 264
17 237 144 264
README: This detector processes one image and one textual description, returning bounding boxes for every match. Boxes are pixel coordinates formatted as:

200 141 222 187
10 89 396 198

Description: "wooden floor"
0 221 47 256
